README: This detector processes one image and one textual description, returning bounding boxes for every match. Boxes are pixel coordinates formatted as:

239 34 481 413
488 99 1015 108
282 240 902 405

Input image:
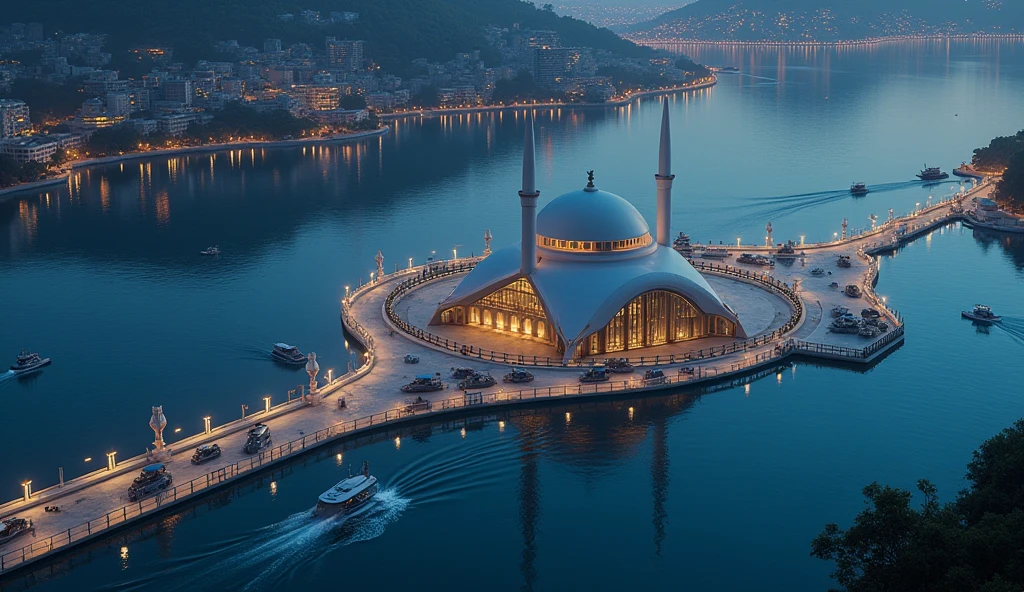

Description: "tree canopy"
812 418 1024 592
972 130 1024 173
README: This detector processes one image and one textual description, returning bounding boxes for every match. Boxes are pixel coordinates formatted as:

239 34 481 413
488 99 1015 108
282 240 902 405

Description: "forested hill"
626 0 1024 41
8 0 651 71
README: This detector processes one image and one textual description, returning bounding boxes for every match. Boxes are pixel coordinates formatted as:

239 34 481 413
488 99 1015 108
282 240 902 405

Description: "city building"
365 91 394 111
533 47 596 86
299 85 341 111
0 133 81 164
156 113 196 136
162 79 194 107
74 97 125 131
325 38 364 72
0 99 31 138
430 105 745 361
130 119 158 136
105 91 130 117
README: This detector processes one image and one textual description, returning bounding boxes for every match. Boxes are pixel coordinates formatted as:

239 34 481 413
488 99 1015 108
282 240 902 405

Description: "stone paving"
0 181 988 574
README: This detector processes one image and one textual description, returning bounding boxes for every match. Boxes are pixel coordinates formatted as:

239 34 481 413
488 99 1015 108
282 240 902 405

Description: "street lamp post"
203 416 212 435
263 396 271 414
241 404 248 419
21 480 31 502
408 257 413 269
106 451 117 471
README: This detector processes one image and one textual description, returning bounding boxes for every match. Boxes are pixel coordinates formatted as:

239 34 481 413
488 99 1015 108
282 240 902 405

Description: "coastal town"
0 19 710 190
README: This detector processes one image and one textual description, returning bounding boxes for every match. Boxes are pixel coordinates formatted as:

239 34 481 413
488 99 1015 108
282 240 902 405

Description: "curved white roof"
536 187 650 242
431 243 747 361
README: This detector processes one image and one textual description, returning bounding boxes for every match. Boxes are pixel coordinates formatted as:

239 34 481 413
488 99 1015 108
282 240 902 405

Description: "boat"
191 444 221 465
917 165 949 181
315 461 379 516
642 369 666 386
850 182 869 196
836 255 852 268
953 163 983 179
672 232 693 258
199 246 220 256
810 268 826 277
10 350 51 375
829 316 861 334
700 246 729 259
737 253 774 266
271 343 307 365
401 373 446 393
774 240 801 258
457 372 497 390
844 284 862 298
128 463 172 501
961 304 1001 323
858 325 880 338
579 366 610 383
0 517 33 545
502 367 535 383
450 367 476 379
830 306 850 318
604 358 635 373
243 423 272 454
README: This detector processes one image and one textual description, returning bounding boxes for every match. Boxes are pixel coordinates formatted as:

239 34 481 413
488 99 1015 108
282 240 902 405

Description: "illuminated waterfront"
1 40 1024 590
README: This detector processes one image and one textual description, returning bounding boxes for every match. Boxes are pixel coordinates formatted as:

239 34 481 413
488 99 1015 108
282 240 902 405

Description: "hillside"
626 0 1024 41
7 0 651 72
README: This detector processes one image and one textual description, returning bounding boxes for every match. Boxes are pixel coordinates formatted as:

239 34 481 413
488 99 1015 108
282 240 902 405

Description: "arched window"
537 321 546 339
483 310 492 326
496 312 505 330
510 315 520 332
523 318 533 335
470 307 480 323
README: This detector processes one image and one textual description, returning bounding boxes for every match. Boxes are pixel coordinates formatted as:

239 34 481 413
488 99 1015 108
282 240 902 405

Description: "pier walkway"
0 181 991 578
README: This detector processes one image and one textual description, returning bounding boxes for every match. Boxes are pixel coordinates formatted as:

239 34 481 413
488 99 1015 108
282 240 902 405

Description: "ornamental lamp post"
263 396 271 414
21 480 31 501
203 416 212 434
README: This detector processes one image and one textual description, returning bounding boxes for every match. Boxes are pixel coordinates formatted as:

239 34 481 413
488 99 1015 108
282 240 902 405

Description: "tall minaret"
655 99 675 247
520 111 540 274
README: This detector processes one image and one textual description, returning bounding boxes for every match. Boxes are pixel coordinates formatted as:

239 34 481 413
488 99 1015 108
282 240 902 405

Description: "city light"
203 416 212 434
21 480 32 502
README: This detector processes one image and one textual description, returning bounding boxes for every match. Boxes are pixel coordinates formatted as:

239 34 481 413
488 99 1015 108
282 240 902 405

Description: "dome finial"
586 170 595 188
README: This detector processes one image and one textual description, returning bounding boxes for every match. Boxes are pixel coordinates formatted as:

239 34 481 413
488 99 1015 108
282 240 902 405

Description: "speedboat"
199 246 221 256
917 165 949 181
0 517 33 544
961 304 1001 323
316 461 379 516
10 350 51 375
457 372 497 390
271 343 308 365
850 182 869 196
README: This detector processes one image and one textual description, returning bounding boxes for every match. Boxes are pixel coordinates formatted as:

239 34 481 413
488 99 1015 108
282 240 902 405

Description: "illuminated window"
496 312 505 330
470 307 480 323
510 315 520 332
483 310 492 326
537 233 653 253
523 318 532 335
537 321 546 339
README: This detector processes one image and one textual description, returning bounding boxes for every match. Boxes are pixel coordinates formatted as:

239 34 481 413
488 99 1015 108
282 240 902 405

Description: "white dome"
536 187 650 243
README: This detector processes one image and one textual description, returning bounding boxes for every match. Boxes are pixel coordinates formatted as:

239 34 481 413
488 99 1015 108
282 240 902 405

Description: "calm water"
2 41 1024 590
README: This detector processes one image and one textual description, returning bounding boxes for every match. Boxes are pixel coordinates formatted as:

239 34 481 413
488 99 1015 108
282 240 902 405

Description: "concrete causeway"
0 180 991 577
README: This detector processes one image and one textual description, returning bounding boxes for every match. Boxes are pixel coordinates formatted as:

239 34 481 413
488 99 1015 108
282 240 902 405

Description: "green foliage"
50 147 68 167
410 85 440 109
812 419 1024 592
340 94 367 110
85 126 142 156
0 155 52 188
184 101 317 142
972 130 1024 173
0 79 85 125
996 150 1024 210
491 70 564 104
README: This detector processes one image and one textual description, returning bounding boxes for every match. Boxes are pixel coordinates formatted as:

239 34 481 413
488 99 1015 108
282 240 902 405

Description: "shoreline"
0 127 390 202
379 77 717 122
632 33 1024 49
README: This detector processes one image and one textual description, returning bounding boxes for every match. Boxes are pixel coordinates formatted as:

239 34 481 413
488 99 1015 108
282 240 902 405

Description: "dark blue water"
1 41 1024 590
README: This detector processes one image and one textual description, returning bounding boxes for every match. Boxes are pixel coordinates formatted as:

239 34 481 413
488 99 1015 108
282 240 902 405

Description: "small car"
128 463 172 501
191 443 222 465
404 354 419 364
243 423 272 454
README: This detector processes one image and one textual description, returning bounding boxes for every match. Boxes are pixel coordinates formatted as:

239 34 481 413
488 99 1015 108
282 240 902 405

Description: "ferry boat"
700 246 729 259
737 253 773 266
579 366 610 383
401 373 446 393
10 350 51 375
917 165 949 181
458 372 497 390
844 284 862 298
199 246 221 256
502 367 534 383
316 461 379 516
271 343 308 365
774 240 801 258
953 163 984 179
0 517 32 545
961 304 1001 323
672 232 693 258
850 182 869 196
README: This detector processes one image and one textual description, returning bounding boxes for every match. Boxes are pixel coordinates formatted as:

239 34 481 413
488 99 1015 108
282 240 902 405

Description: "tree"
50 147 68 168
340 94 367 110
972 130 1024 173
996 150 1024 211
85 126 142 156
812 419 1024 592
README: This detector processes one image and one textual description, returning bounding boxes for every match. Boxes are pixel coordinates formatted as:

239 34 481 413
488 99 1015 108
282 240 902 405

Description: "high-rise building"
533 47 596 86
325 38 364 72
105 91 130 117
0 99 31 138
301 85 341 111
162 79 194 107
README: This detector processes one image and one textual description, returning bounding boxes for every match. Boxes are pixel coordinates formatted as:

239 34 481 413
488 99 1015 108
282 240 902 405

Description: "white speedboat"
961 304 1001 323
199 246 221 256
316 461 379 515
271 343 307 365
10 350 51 375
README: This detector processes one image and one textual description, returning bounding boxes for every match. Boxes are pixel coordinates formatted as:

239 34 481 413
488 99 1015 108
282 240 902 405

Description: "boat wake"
994 318 1024 346
733 181 921 224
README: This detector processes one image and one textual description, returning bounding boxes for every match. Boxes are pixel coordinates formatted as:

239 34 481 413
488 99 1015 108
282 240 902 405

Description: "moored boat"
316 461 379 516
579 366 610 383
917 165 949 181
502 367 534 383
604 358 635 373
271 343 307 365
458 372 497 390
961 304 1001 323
774 240 801 258
737 253 773 266
700 246 729 259
672 232 693 258
10 350 51 375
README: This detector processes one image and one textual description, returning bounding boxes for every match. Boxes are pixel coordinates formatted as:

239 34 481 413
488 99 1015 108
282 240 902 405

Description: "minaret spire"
520 111 540 275
655 99 675 247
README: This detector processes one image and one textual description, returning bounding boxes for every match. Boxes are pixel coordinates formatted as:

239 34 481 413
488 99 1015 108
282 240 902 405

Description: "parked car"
191 444 222 465
128 463 172 501
243 423 272 454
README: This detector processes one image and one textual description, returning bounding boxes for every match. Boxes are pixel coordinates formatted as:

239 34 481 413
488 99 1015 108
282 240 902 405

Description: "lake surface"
2 40 1023 590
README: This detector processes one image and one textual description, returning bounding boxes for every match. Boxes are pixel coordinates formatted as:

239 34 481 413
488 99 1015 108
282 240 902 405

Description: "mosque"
429 102 746 362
